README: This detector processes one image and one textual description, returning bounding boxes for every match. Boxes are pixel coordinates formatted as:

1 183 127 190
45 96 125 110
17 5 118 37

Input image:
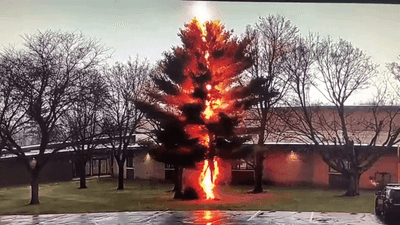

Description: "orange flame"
199 158 219 199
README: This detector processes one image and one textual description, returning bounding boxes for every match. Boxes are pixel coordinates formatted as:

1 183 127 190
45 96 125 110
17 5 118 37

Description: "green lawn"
0 178 376 215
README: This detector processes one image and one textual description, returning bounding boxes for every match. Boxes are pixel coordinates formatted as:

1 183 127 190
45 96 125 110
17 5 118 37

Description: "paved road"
0 211 387 224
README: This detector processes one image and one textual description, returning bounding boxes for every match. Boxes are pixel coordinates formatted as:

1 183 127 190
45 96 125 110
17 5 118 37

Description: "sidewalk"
72 175 112 181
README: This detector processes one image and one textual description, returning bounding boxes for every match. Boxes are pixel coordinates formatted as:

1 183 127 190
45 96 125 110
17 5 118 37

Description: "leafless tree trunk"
102 56 151 190
78 157 87 189
63 69 109 189
244 15 299 193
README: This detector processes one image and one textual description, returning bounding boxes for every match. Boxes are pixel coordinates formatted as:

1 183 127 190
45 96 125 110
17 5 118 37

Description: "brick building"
1 106 400 190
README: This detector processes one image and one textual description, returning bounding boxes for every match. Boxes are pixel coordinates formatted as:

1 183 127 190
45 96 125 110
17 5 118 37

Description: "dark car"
375 183 400 220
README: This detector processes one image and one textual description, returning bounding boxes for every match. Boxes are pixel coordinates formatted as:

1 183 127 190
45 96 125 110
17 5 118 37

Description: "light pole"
30 158 37 169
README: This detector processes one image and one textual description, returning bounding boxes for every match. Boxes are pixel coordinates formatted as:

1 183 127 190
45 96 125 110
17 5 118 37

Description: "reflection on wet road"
0 210 385 224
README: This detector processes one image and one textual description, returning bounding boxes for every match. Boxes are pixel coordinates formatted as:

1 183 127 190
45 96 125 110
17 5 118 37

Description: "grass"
0 178 376 215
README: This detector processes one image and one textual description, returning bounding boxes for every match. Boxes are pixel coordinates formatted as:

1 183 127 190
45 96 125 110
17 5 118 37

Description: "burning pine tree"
136 19 256 200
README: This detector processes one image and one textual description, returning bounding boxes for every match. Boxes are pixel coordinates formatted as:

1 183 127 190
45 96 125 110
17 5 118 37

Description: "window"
390 190 400 203
232 161 252 170
165 164 175 169
329 160 350 173
127 157 134 168
329 166 340 173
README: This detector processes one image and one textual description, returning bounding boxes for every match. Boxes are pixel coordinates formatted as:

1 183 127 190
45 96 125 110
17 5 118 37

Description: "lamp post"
30 158 37 169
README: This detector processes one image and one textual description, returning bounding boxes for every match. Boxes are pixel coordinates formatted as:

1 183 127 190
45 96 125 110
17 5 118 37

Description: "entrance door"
91 158 110 176
92 159 99 175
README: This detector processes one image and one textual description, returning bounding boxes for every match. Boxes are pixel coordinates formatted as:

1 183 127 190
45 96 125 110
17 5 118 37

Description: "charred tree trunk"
78 158 87 189
173 166 183 199
344 172 361 196
117 161 124 190
30 169 40 205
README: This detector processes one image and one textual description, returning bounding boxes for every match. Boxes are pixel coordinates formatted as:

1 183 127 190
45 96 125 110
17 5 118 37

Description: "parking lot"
0 210 386 224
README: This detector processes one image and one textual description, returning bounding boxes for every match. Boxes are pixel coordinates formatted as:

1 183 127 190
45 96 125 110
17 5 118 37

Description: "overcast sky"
1 0 399 104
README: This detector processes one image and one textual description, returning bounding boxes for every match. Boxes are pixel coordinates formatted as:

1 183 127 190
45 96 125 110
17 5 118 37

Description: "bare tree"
388 55 400 79
387 55 400 99
244 15 299 193
62 69 109 189
0 54 30 158
102 57 151 190
279 34 319 144
281 36 400 196
0 30 109 204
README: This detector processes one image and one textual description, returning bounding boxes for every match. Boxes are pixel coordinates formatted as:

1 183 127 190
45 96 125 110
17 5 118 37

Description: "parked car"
375 183 400 220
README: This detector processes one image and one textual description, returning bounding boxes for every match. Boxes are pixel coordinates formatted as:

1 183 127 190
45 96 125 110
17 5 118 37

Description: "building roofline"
273 105 400 112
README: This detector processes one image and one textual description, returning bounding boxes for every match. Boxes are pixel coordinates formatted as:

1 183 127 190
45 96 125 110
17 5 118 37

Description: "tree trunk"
117 161 124 190
252 151 265 193
252 111 267 193
344 172 360 196
170 166 178 192
30 170 40 205
79 159 87 189
173 167 183 199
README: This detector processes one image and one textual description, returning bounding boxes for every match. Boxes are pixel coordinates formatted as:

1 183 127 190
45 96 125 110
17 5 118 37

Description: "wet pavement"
0 210 387 224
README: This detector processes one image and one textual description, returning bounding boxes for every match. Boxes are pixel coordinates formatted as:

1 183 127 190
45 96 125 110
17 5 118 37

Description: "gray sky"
1 0 399 104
